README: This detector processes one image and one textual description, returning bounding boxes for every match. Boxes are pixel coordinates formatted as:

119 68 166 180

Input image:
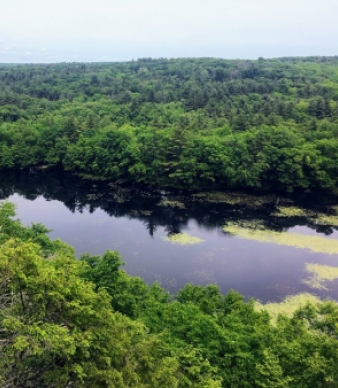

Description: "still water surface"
2 170 338 303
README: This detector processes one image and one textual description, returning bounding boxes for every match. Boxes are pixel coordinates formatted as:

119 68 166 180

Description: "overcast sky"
1 0 337 63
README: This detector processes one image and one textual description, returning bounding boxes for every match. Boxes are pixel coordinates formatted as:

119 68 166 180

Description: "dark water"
1 169 338 302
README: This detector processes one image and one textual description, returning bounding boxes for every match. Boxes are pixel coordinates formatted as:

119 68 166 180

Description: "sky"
0 0 337 63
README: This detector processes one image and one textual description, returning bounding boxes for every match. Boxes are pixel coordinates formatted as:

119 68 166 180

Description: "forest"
1 200 338 387
1 57 338 192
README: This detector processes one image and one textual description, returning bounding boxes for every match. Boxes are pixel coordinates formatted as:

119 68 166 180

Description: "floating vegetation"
314 213 338 227
192 191 276 208
271 204 338 226
303 276 326 290
223 223 338 255
227 219 267 231
192 192 240 204
255 293 322 322
272 206 307 218
303 263 338 290
157 200 186 209
163 233 204 245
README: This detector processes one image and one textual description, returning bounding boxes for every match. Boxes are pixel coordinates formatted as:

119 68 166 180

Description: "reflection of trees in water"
143 217 157 237
1 169 337 237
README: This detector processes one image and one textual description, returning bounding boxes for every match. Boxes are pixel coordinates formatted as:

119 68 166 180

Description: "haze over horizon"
1 0 337 63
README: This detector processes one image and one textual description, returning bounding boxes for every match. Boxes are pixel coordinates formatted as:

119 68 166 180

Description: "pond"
1 169 338 303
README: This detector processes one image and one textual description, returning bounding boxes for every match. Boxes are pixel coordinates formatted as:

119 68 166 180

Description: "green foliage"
1 57 338 192
2 202 338 387
80 251 170 318
177 283 223 314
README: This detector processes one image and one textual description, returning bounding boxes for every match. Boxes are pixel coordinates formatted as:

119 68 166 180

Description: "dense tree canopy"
1 56 338 192
2 57 338 386
1 201 338 387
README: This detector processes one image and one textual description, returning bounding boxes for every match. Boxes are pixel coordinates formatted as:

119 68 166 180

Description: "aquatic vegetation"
314 213 338 227
255 293 322 322
223 223 338 254
270 204 338 226
163 233 204 245
272 206 307 218
303 276 327 290
303 263 338 290
227 219 267 231
192 192 241 204
157 200 186 209
306 263 338 282
192 191 276 207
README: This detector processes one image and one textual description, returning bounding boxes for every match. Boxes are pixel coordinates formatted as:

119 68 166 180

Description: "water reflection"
1 169 338 302
1 169 337 238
